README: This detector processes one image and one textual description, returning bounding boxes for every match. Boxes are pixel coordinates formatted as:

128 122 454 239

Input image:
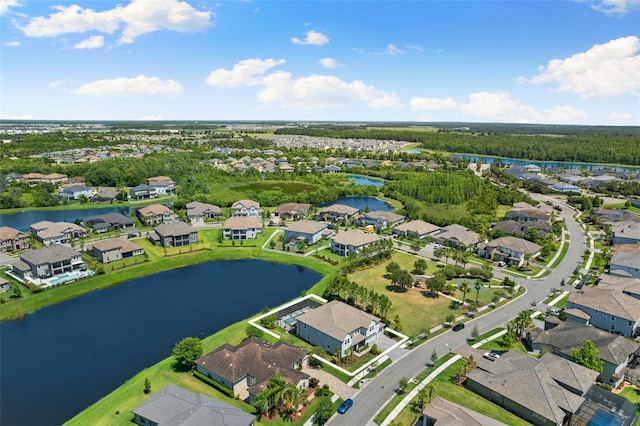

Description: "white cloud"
20 0 211 44
73 75 183 97
410 91 587 123
410 96 457 111
406 45 424 52
205 58 285 87
319 57 338 69
383 44 403 55
518 36 640 98
590 0 640 16
0 0 20 15
4 41 20 46
49 80 65 88
610 110 635 121
74 35 104 49
291 30 329 46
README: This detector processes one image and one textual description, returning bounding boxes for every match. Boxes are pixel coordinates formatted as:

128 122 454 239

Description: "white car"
497 261 507 267
483 352 501 361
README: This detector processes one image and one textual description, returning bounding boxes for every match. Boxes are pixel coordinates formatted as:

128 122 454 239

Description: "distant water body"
347 175 385 187
0 259 320 426
451 154 640 172
316 196 393 212
0 206 134 231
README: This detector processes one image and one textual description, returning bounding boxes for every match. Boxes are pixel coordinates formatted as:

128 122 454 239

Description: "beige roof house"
331 229 381 256
295 300 381 342
434 224 480 248
392 220 441 239
222 217 262 231
568 288 640 322
418 397 506 426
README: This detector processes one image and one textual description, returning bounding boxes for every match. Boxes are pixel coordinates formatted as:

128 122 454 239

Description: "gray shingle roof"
20 244 80 265
285 219 328 234
222 217 262 231
132 383 255 426
362 210 405 223
421 397 506 426
392 219 440 235
154 221 195 237
569 288 640 321
484 236 542 254
186 201 221 217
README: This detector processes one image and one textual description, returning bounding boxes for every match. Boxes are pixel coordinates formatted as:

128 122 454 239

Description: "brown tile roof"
154 221 195 237
421 397 506 426
568 288 640 321
362 210 405 223
285 220 328 234
232 199 260 209
85 237 142 254
223 217 262 231
0 226 27 240
484 236 542 254
318 204 359 216
331 229 380 247
273 203 311 215
295 300 381 341
195 337 308 389
137 204 175 216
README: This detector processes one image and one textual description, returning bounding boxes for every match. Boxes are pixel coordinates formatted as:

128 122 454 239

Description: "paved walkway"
301 365 357 401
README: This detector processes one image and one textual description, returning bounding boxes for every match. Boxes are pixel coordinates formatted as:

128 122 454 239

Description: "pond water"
405 149 422 154
0 206 134 231
347 175 385 187
316 196 394 212
0 259 320 426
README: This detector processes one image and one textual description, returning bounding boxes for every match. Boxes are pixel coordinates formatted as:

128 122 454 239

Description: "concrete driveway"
302 365 357 401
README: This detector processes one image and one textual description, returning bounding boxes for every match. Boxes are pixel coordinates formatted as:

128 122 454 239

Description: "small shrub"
370 344 382 356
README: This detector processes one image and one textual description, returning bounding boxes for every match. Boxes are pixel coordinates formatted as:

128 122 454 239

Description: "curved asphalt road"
329 198 586 426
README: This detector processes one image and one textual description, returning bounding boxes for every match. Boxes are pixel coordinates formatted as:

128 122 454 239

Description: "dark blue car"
337 399 353 414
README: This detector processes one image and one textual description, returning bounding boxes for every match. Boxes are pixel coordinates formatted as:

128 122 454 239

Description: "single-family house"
466 350 598 426
12 244 83 280
566 288 640 337
222 217 262 240
611 221 640 246
491 220 552 239
598 274 640 301
147 176 176 194
231 199 262 218
59 185 94 200
195 337 308 404
433 224 480 250
356 211 405 230
29 221 89 245
84 213 135 233
0 277 10 292
417 397 506 426
272 203 312 221
505 202 550 223
85 238 144 263
92 187 117 203
148 222 197 247
523 164 542 173
330 229 381 256
552 182 581 193
132 383 255 426
477 236 542 266
526 320 639 387
129 184 157 200
186 201 222 225
295 300 384 358
313 204 359 223
610 252 640 278
136 204 178 226
22 173 68 185
283 220 329 245
0 226 30 252
391 220 441 239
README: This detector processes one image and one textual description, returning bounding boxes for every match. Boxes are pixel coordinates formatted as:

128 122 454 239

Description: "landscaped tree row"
323 276 395 324
274 126 640 165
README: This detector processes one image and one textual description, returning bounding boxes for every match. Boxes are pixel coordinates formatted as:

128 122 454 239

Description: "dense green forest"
274 126 640 165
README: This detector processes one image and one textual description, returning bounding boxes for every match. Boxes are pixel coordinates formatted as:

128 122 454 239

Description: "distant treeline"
274 126 640 165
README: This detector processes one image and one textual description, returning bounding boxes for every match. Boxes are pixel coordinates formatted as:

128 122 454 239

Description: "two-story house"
148 222 198 247
611 221 640 246
29 221 89 245
231 199 262 218
505 202 550 223
330 229 381 257
12 245 83 280
295 300 384 358
477 236 542 266
272 203 311 221
566 288 640 337
313 204 359 223
391 220 441 240
85 238 144 263
355 211 406 230
433 224 480 250
58 185 94 201
0 226 30 252
185 201 222 225
610 252 640 278
136 204 178 226
222 217 262 240
147 176 176 195
283 220 329 245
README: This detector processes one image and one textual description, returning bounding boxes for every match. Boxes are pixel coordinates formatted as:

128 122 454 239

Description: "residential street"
328 201 586 426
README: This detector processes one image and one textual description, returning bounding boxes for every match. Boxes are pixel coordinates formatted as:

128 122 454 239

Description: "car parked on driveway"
497 261 507 267
483 351 501 361
337 399 353 414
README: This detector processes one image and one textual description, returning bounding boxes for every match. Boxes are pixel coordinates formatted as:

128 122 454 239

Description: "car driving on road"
337 399 353 414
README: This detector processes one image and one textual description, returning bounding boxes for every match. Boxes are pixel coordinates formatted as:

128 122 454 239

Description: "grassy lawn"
348 252 451 337
495 204 511 220
549 240 570 268
466 327 505 346
551 293 570 309
594 240 610 251
391 360 531 426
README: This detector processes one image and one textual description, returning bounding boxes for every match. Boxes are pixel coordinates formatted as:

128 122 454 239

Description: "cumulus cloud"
517 36 640 98
590 0 640 16
291 30 329 46
610 110 635 120
73 75 182 97
4 41 20 46
20 0 211 44
410 91 587 124
205 58 285 87
383 44 403 55
74 35 104 49
0 0 20 15
319 57 338 69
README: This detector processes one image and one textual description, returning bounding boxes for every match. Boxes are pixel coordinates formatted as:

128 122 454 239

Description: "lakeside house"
0 226 30 252
129 184 157 200
355 211 406 230
231 199 262 218
186 201 222 225
147 176 176 195
29 221 89 245
222 217 262 240
272 202 311 221
132 383 255 426
294 300 384 358
148 222 198 247
83 212 135 233
85 238 144 263
330 229 381 256
58 185 94 201
21 172 68 185
195 337 308 404
11 244 83 280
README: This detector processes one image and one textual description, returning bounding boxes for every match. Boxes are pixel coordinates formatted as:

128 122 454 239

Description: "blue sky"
1 0 639 124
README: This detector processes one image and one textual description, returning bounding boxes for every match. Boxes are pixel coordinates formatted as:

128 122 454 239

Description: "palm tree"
459 281 471 305
515 310 533 337
474 280 483 304
279 384 302 420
